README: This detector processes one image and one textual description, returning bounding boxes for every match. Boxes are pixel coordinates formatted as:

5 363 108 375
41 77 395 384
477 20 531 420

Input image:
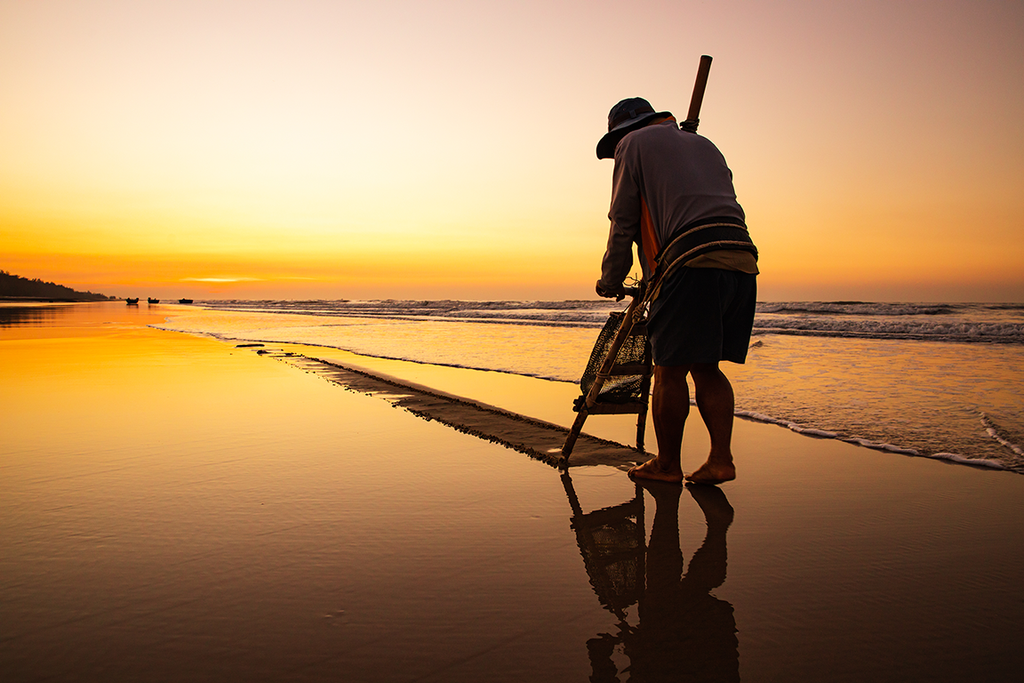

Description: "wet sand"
3 302 1024 682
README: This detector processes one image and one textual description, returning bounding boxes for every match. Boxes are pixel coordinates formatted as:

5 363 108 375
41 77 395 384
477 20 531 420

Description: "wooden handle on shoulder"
685 55 713 124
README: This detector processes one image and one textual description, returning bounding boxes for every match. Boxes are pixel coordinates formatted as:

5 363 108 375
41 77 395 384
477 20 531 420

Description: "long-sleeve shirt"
599 120 751 290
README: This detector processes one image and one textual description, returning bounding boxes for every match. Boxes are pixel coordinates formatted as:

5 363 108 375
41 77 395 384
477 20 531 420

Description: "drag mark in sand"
259 349 646 470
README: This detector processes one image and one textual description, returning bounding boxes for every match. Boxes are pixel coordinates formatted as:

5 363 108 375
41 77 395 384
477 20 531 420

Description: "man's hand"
596 280 625 301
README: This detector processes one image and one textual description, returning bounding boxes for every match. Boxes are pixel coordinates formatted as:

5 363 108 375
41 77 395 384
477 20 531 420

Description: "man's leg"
628 364 691 483
685 362 737 485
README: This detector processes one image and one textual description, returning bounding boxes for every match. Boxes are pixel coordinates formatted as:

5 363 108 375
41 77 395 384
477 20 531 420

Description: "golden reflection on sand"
2 303 642 681
5 303 1024 682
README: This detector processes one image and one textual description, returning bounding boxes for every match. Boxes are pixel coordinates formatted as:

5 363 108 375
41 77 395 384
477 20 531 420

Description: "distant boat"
126 298 139 305
178 298 193 304
148 298 159 304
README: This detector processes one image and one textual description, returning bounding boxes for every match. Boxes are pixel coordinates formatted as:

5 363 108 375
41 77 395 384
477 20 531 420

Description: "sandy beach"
3 302 1024 682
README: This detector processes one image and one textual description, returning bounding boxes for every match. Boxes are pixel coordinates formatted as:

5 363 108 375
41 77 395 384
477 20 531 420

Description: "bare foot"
684 460 736 486
628 457 684 484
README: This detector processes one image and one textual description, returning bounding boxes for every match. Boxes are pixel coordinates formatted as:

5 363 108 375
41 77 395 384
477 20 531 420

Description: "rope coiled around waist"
642 219 757 306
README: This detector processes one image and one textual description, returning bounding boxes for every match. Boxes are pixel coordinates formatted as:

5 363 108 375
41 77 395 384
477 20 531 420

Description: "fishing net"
570 498 645 615
579 519 644 613
577 311 650 407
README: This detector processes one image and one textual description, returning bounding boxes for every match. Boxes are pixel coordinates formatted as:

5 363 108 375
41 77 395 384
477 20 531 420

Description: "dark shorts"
647 267 757 366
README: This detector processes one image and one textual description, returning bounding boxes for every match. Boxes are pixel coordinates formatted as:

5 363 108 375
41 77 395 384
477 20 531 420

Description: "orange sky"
2 0 1022 301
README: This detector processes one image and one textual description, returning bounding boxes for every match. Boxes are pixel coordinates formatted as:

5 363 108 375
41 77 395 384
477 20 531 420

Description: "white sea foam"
789 426 840 438
198 299 1024 343
734 410 789 425
840 437 920 455
980 413 1024 457
928 453 1007 469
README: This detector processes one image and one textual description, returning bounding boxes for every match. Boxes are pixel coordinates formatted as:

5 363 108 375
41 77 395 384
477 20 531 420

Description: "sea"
156 299 1024 474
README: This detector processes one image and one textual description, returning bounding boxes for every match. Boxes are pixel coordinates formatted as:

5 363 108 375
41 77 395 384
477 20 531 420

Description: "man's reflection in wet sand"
570 475 738 682
628 482 738 682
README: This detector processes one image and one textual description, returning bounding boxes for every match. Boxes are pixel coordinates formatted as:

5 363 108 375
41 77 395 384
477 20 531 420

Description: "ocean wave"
752 317 1024 343
752 301 1024 343
196 299 1024 343
200 299 620 327
755 301 960 316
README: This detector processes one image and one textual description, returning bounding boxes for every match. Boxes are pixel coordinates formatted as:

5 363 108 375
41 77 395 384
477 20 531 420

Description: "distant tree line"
0 270 114 301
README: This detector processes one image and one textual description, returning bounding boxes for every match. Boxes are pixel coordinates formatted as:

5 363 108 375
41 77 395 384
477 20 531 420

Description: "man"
595 97 757 485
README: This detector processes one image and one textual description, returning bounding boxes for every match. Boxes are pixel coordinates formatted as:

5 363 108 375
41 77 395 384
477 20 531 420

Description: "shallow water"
734 334 1024 468
158 300 1024 472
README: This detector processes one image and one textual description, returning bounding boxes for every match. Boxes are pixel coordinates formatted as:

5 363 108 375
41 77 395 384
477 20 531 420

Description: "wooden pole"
560 293 643 463
684 55 713 131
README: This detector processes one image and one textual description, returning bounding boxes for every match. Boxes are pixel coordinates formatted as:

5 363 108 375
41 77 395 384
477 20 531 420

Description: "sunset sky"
2 0 1022 301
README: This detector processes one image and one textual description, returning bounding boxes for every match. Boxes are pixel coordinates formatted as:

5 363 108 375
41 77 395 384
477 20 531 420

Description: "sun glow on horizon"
2 1 1022 302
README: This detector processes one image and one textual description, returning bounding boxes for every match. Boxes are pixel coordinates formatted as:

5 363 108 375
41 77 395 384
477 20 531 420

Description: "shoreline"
234 338 1020 476
149 301 1024 473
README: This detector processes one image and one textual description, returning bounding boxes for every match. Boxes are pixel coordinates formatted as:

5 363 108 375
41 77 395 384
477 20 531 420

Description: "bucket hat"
596 97 672 159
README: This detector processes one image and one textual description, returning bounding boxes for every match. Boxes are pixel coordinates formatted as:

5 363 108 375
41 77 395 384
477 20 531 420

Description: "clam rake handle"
560 291 644 461
685 55 713 128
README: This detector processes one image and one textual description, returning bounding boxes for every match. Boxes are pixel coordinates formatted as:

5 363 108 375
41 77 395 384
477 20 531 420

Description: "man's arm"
597 147 641 297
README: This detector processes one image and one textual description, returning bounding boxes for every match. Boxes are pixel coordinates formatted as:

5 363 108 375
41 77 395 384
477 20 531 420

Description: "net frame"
578 311 650 405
